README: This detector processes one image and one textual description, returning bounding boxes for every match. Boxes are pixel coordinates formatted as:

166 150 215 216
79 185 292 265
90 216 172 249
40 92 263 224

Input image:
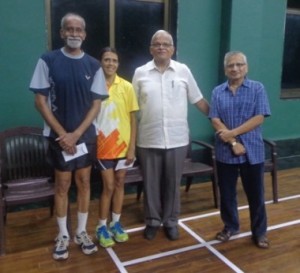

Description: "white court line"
267 219 300 231
180 204 249 222
122 244 204 267
180 222 244 273
107 194 300 272
206 219 300 243
179 217 300 272
106 247 128 273
278 194 300 202
126 226 144 233
180 194 300 223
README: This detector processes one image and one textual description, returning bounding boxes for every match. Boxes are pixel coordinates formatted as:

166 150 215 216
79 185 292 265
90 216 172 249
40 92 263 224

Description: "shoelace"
56 237 68 250
113 222 124 234
80 233 93 246
99 227 110 239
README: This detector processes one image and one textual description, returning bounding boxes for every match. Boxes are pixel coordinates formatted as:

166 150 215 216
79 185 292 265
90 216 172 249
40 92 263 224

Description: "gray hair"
61 13 86 30
151 30 173 45
224 51 247 67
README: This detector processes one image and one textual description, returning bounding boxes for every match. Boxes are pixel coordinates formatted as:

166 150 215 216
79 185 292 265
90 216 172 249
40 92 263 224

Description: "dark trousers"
217 161 267 237
137 146 188 228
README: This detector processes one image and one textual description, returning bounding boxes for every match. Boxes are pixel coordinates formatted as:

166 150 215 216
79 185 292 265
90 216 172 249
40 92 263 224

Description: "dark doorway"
47 0 177 81
281 0 300 98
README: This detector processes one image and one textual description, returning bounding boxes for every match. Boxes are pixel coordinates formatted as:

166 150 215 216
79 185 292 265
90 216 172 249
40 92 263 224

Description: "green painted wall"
177 0 299 142
177 0 222 141
0 0 46 129
228 0 299 140
0 0 298 144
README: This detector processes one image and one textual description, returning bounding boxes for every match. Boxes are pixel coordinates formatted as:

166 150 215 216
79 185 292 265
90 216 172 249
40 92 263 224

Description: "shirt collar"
107 74 120 90
146 59 176 72
112 74 121 85
61 47 84 59
223 77 250 91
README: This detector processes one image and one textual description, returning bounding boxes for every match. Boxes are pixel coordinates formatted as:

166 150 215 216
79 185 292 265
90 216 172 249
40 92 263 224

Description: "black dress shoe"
144 225 159 240
164 226 179 241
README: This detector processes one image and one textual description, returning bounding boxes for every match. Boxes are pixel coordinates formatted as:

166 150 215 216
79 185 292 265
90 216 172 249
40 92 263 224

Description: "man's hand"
56 132 80 155
231 142 246 156
217 129 236 143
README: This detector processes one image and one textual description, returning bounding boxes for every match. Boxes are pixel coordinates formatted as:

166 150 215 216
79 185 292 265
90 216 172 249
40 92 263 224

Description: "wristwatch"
231 141 237 147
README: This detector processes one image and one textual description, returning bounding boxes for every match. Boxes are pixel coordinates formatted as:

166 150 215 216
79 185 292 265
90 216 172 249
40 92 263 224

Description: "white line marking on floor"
106 247 128 273
180 222 244 273
122 244 204 267
107 194 300 272
278 194 300 202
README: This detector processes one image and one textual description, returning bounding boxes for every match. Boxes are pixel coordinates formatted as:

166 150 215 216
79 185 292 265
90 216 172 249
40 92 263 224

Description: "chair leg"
50 197 54 217
211 175 219 208
137 183 143 201
272 170 278 203
185 177 193 192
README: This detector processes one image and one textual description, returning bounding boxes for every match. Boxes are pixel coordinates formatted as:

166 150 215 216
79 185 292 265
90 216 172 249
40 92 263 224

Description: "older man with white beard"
29 13 108 260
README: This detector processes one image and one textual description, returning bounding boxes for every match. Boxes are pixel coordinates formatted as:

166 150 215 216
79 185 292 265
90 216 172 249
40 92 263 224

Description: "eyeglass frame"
150 43 174 49
225 63 246 69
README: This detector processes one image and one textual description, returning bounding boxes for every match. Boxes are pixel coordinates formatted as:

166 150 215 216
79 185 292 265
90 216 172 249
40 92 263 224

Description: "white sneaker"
74 231 98 255
53 235 69 260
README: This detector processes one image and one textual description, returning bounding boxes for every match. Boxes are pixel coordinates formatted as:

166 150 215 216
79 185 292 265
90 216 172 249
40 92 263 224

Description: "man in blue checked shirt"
209 51 271 249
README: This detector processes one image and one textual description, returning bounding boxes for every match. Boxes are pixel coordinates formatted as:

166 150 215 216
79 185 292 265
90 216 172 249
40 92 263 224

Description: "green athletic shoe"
110 221 129 243
96 225 115 248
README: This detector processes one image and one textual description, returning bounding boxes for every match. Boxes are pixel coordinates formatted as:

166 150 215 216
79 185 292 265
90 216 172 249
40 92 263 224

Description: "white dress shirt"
132 59 203 149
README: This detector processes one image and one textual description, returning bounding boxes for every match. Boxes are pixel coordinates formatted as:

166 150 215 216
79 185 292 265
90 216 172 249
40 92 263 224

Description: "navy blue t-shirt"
30 48 107 143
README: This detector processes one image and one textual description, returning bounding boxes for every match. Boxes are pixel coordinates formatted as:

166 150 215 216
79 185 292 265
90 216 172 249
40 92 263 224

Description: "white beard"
66 37 83 49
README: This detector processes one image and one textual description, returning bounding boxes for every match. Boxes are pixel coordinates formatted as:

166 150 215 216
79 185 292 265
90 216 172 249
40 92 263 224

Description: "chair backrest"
0 127 51 181
187 140 215 165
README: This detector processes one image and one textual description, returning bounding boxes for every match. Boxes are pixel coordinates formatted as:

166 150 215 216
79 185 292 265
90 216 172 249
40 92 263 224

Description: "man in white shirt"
132 30 209 241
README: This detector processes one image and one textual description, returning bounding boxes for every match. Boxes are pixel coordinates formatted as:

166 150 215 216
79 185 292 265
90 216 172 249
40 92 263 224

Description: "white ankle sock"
98 219 107 227
111 212 121 224
57 216 69 238
76 212 88 235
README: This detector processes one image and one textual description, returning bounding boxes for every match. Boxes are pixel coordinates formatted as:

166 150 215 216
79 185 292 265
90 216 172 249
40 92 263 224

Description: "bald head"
151 30 173 46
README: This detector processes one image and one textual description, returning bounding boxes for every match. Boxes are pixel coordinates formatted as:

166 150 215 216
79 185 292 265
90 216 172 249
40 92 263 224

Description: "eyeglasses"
226 63 246 69
151 43 173 49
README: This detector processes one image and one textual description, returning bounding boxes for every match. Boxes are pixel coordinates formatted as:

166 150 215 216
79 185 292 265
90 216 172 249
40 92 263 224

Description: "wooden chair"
185 138 278 206
263 138 278 203
184 140 219 208
124 164 143 201
124 140 219 208
0 126 55 256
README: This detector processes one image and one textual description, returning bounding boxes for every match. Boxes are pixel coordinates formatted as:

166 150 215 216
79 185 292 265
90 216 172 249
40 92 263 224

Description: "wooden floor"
1 168 300 273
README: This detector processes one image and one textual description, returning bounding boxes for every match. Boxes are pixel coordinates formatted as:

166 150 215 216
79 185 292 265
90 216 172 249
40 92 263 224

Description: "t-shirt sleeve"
91 67 109 100
29 58 50 96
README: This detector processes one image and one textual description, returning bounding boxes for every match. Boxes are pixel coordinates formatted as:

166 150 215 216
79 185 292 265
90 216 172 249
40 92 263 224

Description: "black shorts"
46 138 97 172
96 158 125 171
